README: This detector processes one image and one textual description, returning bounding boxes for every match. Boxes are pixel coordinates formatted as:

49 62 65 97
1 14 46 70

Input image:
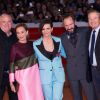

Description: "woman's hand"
10 82 16 93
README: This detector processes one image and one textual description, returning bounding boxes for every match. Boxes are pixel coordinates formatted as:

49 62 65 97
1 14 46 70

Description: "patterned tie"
90 30 96 64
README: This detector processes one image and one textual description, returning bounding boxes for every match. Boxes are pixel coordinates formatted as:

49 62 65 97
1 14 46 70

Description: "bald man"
0 13 18 100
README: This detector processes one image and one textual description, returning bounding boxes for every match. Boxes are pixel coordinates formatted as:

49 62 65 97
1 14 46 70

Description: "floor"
63 81 86 100
3 80 86 100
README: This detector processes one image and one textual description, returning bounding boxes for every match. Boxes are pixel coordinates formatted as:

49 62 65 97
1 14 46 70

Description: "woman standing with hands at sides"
9 23 44 100
33 19 66 100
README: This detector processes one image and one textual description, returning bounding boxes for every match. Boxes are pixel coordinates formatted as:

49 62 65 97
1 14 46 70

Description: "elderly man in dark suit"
61 13 96 100
0 13 18 100
88 9 100 100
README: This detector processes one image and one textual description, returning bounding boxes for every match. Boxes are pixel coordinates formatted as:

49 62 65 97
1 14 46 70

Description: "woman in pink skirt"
9 23 44 100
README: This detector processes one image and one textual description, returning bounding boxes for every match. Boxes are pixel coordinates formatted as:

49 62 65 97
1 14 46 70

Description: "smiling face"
16 26 28 42
0 14 12 34
63 16 75 33
42 24 53 37
88 11 100 29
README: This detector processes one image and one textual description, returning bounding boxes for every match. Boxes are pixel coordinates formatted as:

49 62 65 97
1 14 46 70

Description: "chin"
68 30 73 33
44 34 51 37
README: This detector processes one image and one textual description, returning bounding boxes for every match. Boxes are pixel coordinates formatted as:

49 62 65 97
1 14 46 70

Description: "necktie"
90 30 96 64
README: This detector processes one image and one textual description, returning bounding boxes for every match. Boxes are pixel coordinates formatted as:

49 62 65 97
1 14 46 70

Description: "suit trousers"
69 79 96 100
92 67 100 100
0 72 18 100
42 81 64 100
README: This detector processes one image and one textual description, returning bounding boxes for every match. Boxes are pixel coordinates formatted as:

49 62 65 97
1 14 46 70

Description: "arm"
9 45 16 92
60 39 67 58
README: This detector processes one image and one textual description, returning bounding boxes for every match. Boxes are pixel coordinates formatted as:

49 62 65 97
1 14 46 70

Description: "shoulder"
28 40 33 44
60 32 66 39
33 38 42 46
11 42 18 48
52 36 61 41
77 27 89 32
10 42 19 53
76 27 91 37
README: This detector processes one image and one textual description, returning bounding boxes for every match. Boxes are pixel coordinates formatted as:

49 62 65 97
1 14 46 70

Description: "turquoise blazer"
33 36 66 84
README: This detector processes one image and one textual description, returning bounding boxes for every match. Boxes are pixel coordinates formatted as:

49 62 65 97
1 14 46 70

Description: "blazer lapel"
63 33 74 50
52 39 60 59
95 29 100 48
65 32 77 49
87 28 92 47
36 36 60 60
36 37 48 60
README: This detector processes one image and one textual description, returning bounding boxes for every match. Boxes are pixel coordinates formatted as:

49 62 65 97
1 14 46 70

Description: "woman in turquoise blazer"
33 19 66 100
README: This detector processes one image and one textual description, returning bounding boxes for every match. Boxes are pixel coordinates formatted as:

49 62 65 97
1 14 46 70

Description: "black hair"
39 19 53 32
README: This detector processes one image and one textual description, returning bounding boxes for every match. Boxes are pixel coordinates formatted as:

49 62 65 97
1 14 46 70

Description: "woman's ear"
51 27 53 32
26 30 29 39
26 31 29 36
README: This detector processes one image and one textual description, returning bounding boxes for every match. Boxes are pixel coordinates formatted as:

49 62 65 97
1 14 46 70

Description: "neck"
19 40 27 43
43 35 52 40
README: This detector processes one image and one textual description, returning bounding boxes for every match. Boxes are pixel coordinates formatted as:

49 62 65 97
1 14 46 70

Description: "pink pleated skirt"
9 64 44 100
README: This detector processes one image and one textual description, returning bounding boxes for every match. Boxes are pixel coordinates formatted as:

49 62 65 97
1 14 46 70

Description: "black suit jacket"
86 28 100 83
0 43 4 85
88 28 100 70
0 28 17 85
95 29 100 69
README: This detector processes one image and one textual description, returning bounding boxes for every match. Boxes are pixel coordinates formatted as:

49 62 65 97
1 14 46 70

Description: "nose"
68 26 71 30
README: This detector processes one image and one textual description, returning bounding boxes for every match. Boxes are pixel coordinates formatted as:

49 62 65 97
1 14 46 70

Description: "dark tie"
90 30 96 64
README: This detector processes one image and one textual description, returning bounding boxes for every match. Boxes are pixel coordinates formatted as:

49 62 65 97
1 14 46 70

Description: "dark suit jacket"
0 43 4 85
61 27 90 81
88 28 100 70
0 29 17 85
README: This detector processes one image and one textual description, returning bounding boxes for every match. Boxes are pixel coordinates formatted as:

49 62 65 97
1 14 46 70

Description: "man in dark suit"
0 13 18 100
61 13 96 100
88 9 100 100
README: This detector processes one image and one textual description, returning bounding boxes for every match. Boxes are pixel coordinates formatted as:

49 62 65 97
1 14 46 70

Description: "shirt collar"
93 25 100 33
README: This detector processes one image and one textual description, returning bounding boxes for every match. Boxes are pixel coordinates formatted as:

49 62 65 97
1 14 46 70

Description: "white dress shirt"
89 26 100 66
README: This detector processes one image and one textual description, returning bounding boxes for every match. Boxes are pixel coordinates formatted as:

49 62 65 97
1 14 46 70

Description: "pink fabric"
9 73 14 83
9 64 44 100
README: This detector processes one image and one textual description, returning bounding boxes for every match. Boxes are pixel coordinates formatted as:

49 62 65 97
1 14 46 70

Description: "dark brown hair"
15 23 28 31
39 19 53 32
62 13 76 21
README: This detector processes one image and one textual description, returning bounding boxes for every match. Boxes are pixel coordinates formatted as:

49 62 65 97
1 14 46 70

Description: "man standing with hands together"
61 13 96 100
88 9 100 100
